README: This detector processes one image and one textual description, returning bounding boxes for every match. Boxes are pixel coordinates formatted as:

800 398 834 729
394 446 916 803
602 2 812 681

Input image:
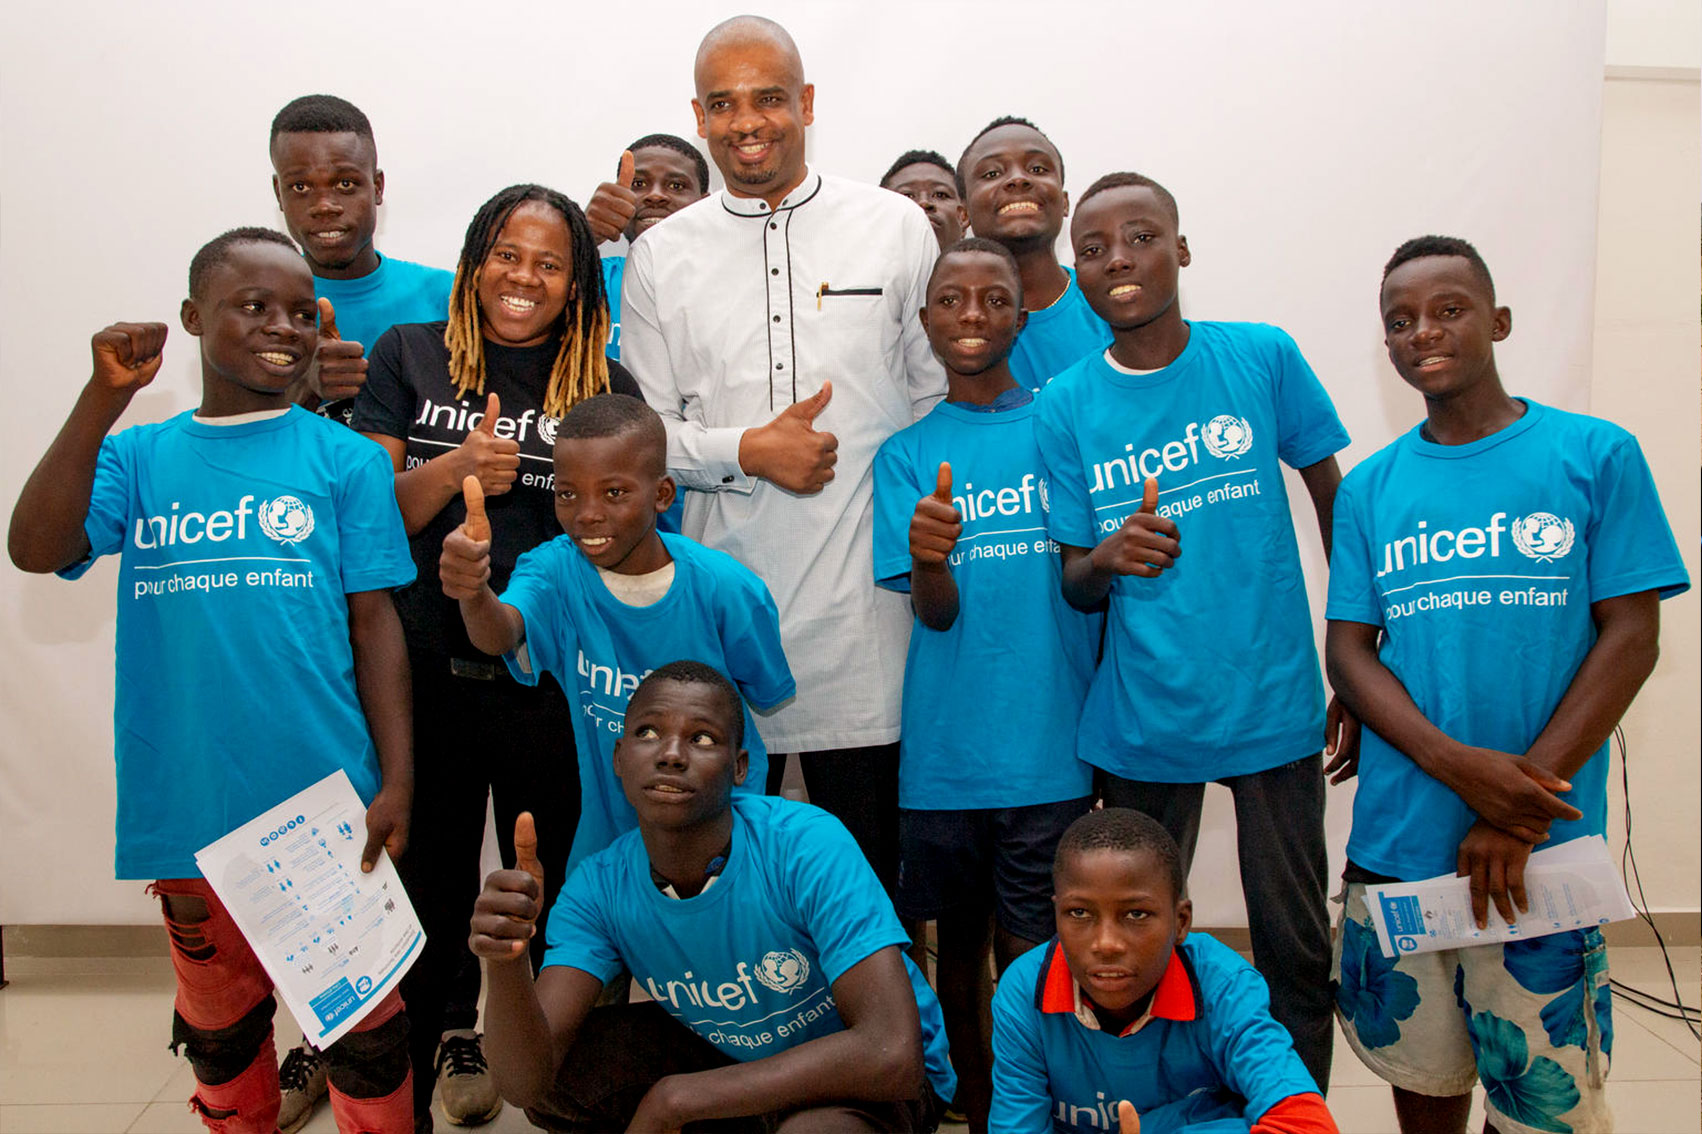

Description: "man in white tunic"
622 14 944 892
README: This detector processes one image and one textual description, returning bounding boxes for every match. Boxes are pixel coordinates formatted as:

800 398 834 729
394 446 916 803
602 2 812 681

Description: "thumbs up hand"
454 391 521 496
737 381 839 495
1089 477 1181 579
910 461 962 568
1117 1101 1140 1134
585 149 640 244
440 476 494 600
469 812 547 961
310 297 369 403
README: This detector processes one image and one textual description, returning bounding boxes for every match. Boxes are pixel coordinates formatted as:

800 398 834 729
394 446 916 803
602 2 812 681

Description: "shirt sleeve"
57 431 131 580
721 566 796 710
1584 434 1690 602
538 857 626 980
336 439 417 593
496 541 569 686
988 971 1057 1134
872 434 917 592
1323 474 1384 627
349 326 416 441
894 210 947 421
1034 391 1098 549
1270 328 1350 470
623 238 755 494
1205 948 1330 1122
784 807 909 983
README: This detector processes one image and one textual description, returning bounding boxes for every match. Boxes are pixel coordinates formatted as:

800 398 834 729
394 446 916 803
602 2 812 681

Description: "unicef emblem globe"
1512 512 1574 562
754 949 811 994
537 414 561 446
258 496 316 546
1202 415 1253 459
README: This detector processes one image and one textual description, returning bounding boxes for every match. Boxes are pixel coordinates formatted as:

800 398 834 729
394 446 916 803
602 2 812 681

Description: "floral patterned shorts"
1332 882 1613 1134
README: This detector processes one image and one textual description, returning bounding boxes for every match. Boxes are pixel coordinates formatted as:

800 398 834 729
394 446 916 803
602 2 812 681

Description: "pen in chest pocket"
815 282 883 310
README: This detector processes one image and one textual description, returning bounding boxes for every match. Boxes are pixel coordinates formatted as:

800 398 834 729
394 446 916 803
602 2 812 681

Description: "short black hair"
630 660 745 752
188 227 299 300
1054 808 1185 902
1383 235 1496 302
956 115 1064 196
557 393 667 477
625 133 711 197
269 95 374 145
927 236 1023 307
881 149 955 189
1077 171 1180 227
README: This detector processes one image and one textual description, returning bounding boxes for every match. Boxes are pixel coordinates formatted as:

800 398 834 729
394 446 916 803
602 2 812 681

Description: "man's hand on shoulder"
738 382 838 495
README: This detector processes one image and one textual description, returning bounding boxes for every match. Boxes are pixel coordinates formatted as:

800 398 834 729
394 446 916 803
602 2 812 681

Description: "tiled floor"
0 947 1694 1133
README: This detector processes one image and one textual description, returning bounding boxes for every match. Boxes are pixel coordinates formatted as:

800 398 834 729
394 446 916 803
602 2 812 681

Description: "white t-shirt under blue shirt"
60 408 415 879
499 532 794 871
1034 323 1350 782
873 395 1098 809
544 794 957 1102
1327 400 1688 880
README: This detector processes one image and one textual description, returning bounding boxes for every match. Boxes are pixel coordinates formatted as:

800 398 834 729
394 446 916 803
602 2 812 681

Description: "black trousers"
766 743 901 896
394 651 579 1115
1101 753 1334 1093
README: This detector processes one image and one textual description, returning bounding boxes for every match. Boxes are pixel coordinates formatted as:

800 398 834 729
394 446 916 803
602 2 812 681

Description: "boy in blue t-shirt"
1325 236 1689 1134
881 149 969 249
1033 172 1355 1091
440 394 793 871
9 228 417 1133
269 95 453 425
957 116 1111 390
874 237 1098 1131
991 809 1338 1134
470 661 954 1131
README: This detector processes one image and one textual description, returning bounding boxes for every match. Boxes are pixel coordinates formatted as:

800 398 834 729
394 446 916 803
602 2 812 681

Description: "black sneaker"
278 1042 327 1134
435 1030 502 1126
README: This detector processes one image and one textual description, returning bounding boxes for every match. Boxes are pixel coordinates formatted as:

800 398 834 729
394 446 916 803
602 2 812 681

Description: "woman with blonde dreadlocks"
353 183 639 1128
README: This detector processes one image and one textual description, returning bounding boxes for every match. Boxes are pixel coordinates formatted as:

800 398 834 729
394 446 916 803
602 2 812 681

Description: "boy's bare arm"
1325 620 1580 843
626 945 926 1130
348 589 412 870
910 462 962 630
1296 456 1341 561
10 324 167 573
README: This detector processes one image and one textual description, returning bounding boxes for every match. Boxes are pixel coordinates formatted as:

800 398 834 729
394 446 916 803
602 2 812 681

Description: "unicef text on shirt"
1375 511 1577 580
1086 415 1255 498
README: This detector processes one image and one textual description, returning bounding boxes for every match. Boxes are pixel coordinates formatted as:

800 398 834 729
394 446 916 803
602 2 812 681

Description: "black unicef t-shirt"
352 320 640 658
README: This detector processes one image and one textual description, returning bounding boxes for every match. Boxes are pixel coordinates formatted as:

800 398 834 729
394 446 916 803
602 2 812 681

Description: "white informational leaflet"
1364 836 1636 959
194 770 425 1047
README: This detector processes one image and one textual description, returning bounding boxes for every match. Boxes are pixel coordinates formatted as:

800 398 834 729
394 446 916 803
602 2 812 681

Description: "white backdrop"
1 0 1613 924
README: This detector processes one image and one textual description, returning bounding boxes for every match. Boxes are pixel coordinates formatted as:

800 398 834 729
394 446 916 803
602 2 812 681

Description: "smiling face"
553 431 673 574
1380 255 1510 402
1053 847 1190 1021
1071 185 1190 332
614 679 748 831
960 124 1068 251
269 131 383 280
884 162 968 248
626 145 708 242
476 200 574 349
921 250 1026 378
182 241 319 411
692 36 814 207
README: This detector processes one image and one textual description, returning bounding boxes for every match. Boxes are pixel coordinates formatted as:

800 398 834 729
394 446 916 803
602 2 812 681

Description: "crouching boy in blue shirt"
991 809 1338 1134
470 661 955 1131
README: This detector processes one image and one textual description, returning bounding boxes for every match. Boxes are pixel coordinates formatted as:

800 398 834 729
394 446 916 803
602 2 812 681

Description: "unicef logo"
753 949 811 994
1037 477 1050 514
1512 513 1575 562
537 414 561 446
1201 415 1253 459
258 496 316 547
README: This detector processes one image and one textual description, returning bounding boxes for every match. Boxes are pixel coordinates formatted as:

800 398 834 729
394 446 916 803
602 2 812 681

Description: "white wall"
4 0 1675 927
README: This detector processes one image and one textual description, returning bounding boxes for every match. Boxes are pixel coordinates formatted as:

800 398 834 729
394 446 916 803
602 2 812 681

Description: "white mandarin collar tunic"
623 170 945 752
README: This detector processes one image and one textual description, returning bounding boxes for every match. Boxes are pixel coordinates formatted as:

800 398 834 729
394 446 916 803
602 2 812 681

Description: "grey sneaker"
278 1042 327 1134
436 1030 502 1126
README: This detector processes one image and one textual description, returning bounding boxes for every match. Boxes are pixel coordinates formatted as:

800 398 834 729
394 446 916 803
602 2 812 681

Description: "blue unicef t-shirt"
1034 324 1350 781
991 934 1321 1134
1008 268 1112 393
602 255 625 361
544 795 956 1102
1328 401 1689 880
499 532 794 870
873 397 1098 809
60 409 415 879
